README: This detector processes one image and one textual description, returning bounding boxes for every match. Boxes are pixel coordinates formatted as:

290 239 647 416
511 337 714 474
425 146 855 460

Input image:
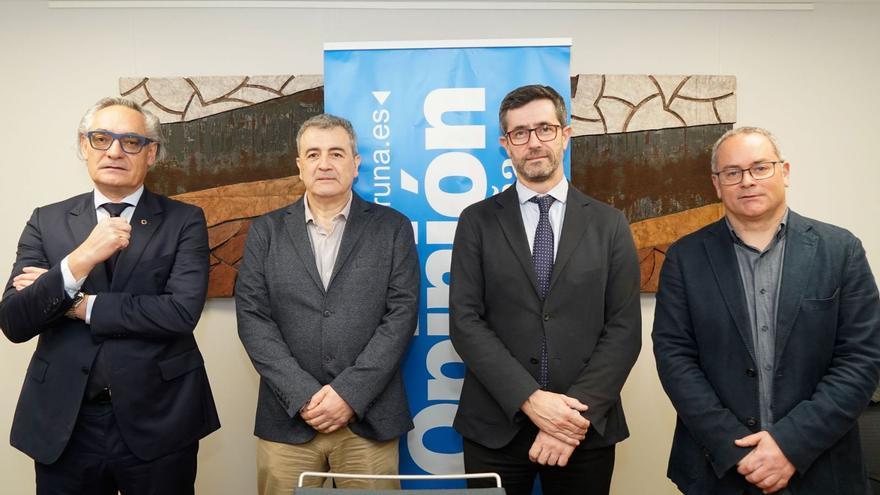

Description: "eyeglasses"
505 124 561 146
85 130 155 154
713 161 782 186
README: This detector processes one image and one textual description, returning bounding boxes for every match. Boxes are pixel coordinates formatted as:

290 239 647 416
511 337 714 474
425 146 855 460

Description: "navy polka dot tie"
529 195 555 389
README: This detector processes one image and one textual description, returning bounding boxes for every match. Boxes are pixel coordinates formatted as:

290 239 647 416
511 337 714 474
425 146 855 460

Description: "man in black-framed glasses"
450 84 641 495
0 97 219 495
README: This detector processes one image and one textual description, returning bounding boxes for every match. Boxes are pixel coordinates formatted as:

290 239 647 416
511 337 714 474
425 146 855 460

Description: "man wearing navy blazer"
450 85 642 495
0 97 219 494
653 127 880 494
236 114 419 495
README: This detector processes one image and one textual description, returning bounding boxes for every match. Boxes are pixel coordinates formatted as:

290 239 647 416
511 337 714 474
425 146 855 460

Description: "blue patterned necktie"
529 195 555 389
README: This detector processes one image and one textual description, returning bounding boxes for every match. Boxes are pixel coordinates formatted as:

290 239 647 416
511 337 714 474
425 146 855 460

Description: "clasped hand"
300 385 354 434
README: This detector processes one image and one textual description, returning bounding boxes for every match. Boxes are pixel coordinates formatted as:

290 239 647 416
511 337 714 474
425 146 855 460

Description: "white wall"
0 2 877 493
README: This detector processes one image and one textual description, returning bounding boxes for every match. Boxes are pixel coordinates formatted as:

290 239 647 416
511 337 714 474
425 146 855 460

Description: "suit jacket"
449 183 642 449
0 189 220 464
652 211 880 494
235 193 419 444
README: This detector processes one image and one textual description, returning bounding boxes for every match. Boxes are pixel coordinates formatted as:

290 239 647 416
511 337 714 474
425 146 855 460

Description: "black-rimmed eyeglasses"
85 130 155 154
713 161 782 186
505 124 561 146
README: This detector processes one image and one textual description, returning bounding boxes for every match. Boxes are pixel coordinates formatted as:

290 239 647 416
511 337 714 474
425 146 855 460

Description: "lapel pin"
140 219 148 225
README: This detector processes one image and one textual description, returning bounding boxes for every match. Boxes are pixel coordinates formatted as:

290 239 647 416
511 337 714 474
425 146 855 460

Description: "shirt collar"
93 186 144 211
727 208 790 247
516 178 568 206
304 192 353 224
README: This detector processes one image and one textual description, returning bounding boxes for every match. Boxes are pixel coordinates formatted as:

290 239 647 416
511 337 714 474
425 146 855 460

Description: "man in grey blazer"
236 114 420 495
653 127 880 494
450 85 642 495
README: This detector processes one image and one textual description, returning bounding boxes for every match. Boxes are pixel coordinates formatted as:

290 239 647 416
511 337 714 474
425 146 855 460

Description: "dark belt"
85 387 112 404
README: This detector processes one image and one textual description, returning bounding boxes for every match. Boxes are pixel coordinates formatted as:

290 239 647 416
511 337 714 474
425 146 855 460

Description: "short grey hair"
711 126 783 172
77 97 165 160
296 113 359 156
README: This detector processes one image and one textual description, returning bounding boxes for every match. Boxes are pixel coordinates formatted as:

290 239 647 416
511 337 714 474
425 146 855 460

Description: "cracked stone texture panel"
626 95 686 133
571 75 603 121
145 78 194 111
187 76 249 102
247 75 295 91
146 87 323 197
569 124 730 224
602 75 658 108
668 98 721 128
651 75 689 104
714 94 737 123
569 74 736 136
596 98 632 134
280 75 323 95
119 75 323 123
678 75 736 100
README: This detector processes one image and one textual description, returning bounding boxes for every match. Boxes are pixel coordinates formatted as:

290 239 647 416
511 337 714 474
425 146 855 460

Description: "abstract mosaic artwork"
120 74 734 296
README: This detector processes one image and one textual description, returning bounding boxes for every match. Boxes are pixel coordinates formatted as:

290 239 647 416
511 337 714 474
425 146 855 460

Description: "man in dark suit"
449 84 642 495
653 126 880 494
0 97 219 494
235 113 419 495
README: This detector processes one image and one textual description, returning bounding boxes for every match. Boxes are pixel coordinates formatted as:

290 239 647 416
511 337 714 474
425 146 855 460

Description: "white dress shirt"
516 178 568 260
61 186 144 323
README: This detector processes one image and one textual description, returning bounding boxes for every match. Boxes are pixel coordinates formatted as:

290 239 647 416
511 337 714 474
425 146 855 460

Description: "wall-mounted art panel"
121 74 733 296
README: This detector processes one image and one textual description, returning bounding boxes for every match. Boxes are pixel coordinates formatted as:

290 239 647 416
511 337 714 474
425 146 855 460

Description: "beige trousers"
257 428 399 495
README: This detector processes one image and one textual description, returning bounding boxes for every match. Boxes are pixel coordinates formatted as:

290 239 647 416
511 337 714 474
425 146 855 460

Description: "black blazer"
0 189 220 464
653 211 880 494
450 184 641 449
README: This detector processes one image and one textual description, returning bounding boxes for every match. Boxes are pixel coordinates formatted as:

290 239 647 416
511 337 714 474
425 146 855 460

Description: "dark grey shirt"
729 210 789 427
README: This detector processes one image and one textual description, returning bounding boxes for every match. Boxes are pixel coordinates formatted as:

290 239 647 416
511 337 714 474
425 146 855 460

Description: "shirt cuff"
60 256 86 297
84 295 95 325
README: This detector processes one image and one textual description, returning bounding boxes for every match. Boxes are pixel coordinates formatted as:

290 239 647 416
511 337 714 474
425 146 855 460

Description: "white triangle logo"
372 91 390 105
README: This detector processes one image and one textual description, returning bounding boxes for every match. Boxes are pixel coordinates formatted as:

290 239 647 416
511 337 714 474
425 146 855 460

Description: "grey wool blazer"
236 193 420 444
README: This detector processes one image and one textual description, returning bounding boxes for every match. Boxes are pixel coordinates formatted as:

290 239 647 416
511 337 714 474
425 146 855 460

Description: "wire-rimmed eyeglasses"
713 161 782 186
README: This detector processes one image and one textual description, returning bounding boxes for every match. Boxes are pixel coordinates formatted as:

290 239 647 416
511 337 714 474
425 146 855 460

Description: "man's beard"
514 154 560 183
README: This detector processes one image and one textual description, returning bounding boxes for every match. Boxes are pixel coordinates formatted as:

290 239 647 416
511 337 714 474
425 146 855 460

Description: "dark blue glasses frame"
86 130 155 154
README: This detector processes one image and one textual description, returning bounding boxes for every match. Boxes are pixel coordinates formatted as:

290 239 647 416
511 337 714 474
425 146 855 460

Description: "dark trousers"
463 424 615 495
35 402 198 495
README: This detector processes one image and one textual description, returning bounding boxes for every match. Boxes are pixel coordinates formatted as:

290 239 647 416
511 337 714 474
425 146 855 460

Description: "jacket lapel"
328 193 372 287
284 198 325 294
548 186 590 293
67 192 110 292
774 211 818 364
703 219 757 362
111 188 163 291
494 186 541 298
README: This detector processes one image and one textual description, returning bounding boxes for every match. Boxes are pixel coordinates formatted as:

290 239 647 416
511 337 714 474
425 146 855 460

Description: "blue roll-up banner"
324 39 571 488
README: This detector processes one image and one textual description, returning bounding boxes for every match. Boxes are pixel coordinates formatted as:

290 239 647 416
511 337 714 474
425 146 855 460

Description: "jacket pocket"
802 287 840 312
27 355 49 383
158 348 205 381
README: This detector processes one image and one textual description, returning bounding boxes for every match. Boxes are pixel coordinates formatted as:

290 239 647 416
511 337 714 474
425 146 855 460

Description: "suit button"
81 366 90 374
543 314 550 321
530 358 538 364
746 417 758 427
324 355 333 362
745 368 756 377
323 310 331 317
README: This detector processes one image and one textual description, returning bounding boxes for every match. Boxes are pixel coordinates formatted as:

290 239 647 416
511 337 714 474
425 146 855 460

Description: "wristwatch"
65 291 86 319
